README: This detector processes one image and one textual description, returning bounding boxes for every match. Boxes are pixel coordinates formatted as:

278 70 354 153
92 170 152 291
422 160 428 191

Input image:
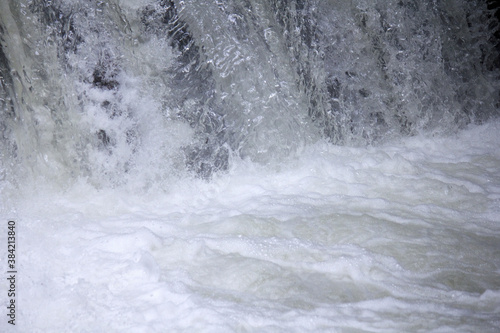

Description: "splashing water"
1 0 498 184
1 0 499 331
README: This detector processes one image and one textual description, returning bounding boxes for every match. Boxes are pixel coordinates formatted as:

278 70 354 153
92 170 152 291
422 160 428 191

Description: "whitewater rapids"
1 0 500 331
2 120 499 332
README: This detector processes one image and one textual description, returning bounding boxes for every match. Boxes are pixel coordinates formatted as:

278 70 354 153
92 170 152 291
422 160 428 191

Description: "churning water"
1 0 500 331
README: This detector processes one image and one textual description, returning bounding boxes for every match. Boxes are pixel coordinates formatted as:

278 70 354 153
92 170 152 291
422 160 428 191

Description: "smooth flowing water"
1 0 499 332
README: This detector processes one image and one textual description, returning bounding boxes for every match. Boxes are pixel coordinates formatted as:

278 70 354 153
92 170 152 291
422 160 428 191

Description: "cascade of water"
269 0 500 143
0 0 498 186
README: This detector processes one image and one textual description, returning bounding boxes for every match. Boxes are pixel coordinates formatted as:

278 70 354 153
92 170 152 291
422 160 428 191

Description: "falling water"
1 0 499 332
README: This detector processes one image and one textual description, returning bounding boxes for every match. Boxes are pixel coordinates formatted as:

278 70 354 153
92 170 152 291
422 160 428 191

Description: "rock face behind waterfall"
0 0 499 184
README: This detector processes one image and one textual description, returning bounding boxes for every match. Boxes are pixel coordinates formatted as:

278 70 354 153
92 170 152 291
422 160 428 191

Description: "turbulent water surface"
1 0 500 332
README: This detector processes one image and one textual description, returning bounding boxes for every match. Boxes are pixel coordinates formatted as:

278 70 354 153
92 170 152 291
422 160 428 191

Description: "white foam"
3 120 499 332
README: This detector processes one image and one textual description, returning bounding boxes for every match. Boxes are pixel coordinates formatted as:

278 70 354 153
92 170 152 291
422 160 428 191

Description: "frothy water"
1 0 500 331
8 121 500 332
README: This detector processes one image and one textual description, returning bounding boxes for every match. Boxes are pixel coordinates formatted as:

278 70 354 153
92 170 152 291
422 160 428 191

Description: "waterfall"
1 0 498 185
2 2 500 331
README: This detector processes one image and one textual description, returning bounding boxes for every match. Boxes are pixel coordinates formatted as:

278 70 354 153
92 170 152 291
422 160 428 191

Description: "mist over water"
1 0 500 332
